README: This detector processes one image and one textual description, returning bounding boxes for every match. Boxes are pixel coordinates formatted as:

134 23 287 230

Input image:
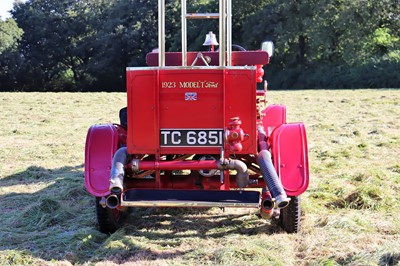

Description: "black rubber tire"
279 196 301 233
95 197 126 234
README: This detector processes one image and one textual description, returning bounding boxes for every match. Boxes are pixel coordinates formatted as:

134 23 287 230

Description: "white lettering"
209 131 218 144
178 80 219 89
205 81 218 88
187 131 196 145
162 82 176 89
161 131 170 144
171 132 181 144
161 129 224 146
198 131 207 144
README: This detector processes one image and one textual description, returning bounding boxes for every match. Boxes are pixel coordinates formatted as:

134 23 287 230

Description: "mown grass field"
0 89 399 266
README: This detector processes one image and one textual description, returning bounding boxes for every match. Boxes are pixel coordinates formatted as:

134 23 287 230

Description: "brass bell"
203 31 219 46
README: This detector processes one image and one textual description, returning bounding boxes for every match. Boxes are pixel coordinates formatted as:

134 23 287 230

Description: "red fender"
84 124 124 197
261 105 286 135
270 123 309 196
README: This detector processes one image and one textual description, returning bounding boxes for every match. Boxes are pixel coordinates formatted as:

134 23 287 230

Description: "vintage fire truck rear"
84 0 309 234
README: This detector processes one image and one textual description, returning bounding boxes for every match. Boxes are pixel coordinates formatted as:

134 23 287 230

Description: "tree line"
0 0 399 91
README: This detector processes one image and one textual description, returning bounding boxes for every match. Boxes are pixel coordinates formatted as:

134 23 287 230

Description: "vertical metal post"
226 0 232 66
181 0 187 66
219 0 226 67
158 0 165 67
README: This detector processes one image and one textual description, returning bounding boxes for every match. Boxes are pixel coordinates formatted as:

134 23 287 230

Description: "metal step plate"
121 189 260 208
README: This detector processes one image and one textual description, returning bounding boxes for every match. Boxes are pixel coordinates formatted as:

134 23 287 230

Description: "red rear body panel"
126 67 257 155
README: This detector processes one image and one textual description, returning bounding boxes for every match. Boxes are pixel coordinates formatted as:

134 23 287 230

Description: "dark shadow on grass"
0 165 84 186
124 207 279 238
379 253 400 266
92 207 281 264
0 165 282 265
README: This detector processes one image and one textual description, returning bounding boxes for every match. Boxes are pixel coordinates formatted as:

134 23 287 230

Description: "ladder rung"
185 13 219 19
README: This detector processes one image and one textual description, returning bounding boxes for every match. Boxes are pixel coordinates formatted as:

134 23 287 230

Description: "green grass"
0 89 399 265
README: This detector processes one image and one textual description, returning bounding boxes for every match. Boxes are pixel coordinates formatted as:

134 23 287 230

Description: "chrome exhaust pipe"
110 147 128 194
105 194 120 209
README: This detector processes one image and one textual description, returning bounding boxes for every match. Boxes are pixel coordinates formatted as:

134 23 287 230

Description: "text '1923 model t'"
84 0 309 234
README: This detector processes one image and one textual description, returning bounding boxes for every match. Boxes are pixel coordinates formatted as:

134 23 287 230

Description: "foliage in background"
0 0 399 91
241 0 400 89
0 17 24 88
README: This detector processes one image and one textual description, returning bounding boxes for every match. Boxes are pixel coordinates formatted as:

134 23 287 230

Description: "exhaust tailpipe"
110 147 128 194
105 194 120 209
260 191 274 219
257 150 290 209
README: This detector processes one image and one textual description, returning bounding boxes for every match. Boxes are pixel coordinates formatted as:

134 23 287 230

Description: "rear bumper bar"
119 189 260 208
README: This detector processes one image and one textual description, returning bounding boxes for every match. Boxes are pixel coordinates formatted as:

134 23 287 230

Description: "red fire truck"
84 0 309 234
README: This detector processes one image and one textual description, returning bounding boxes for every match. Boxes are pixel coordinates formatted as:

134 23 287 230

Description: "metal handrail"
219 0 226 67
158 0 165 67
181 0 187 66
226 0 232 66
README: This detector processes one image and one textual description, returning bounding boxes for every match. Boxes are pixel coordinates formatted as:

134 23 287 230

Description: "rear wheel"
95 197 127 234
279 196 301 233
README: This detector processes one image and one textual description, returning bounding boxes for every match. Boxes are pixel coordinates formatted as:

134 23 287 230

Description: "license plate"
160 129 224 147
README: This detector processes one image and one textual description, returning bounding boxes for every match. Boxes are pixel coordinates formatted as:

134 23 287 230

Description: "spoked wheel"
279 196 301 233
95 197 127 234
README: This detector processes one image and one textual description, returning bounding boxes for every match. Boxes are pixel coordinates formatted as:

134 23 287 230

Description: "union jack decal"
185 92 197 101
